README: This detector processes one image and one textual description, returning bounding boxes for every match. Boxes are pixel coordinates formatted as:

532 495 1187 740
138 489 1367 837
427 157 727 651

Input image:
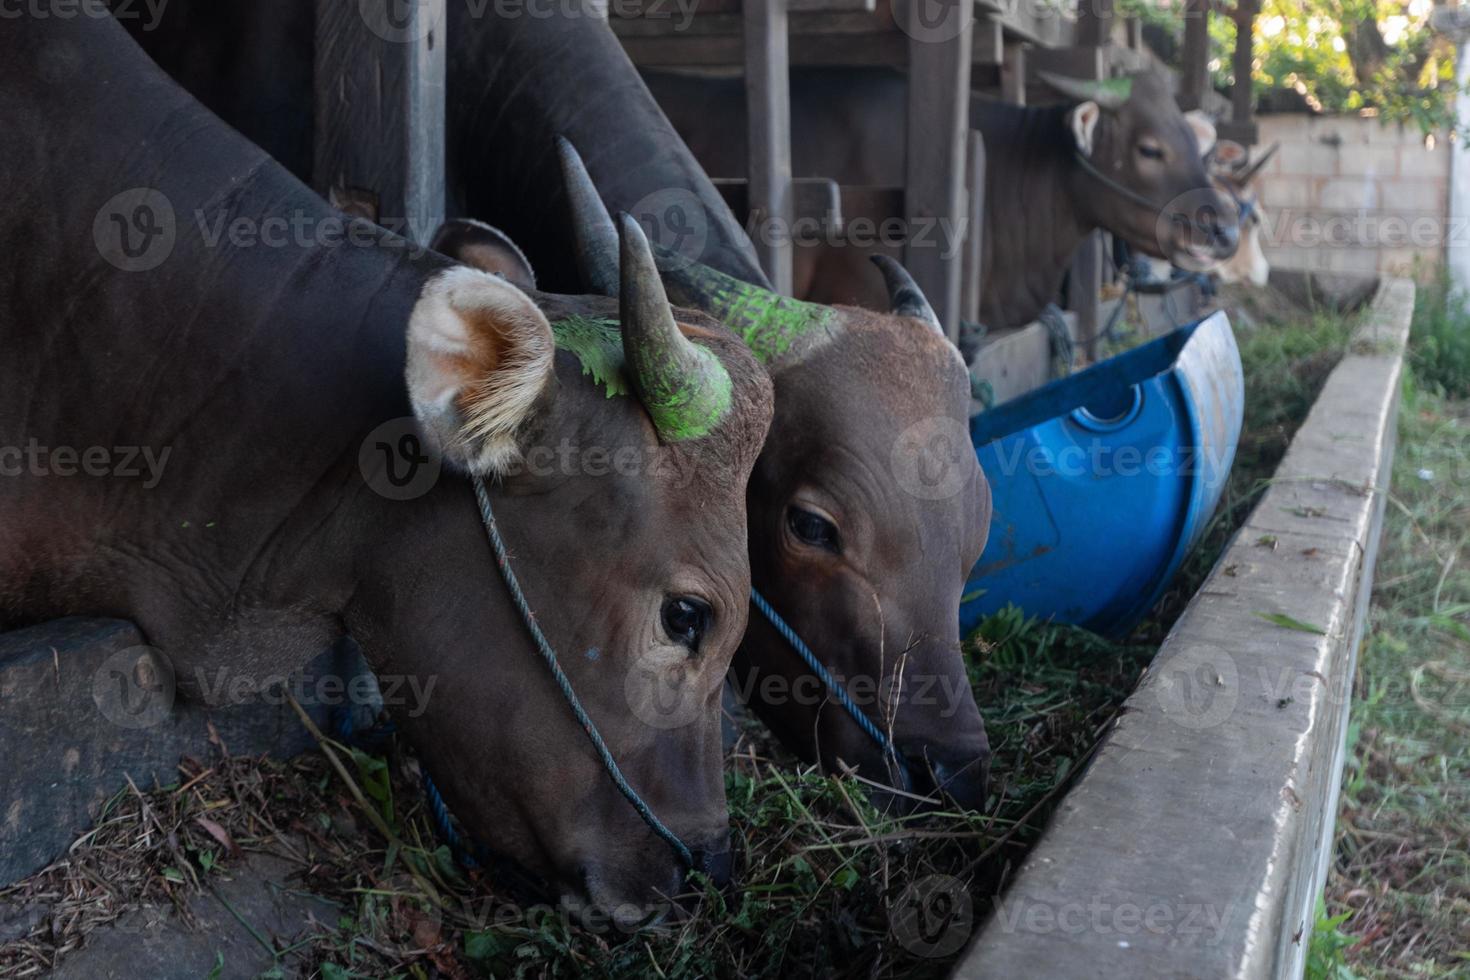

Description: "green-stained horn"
654 250 838 367
870 255 943 335
556 136 620 297
1037 71 1133 111
618 213 733 442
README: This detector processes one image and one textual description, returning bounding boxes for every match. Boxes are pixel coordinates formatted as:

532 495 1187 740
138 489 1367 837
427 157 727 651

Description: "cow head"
1043 70 1239 271
363 207 772 925
511 142 993 813
1210 141 1277 287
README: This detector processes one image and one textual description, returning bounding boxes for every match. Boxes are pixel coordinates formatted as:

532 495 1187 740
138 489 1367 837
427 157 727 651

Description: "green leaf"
1254 612 1328 635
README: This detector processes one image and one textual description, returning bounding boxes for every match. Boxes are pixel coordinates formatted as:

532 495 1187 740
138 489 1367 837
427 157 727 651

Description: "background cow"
642 66 1240 332
1 14 776 922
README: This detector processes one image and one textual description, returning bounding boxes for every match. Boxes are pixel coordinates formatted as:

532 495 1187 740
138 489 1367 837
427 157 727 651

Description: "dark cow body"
2 14 774 920
118 2 994 810
642 66 1236 330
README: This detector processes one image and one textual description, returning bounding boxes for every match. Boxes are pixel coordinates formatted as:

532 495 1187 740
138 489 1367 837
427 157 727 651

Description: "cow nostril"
688 847 735 889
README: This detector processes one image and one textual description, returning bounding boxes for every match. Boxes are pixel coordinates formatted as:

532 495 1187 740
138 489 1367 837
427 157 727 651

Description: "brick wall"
1255 113 1448 281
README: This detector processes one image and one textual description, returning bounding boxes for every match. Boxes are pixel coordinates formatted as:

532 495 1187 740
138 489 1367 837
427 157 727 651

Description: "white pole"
1448 41 1470 289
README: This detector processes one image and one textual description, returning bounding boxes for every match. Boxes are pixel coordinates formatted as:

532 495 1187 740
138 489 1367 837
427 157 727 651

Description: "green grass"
1408 273 1470 398
1318 286 1470 977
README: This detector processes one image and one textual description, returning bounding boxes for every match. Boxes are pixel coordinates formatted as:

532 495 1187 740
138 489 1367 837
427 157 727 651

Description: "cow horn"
556 136 619 297
655 256 838 368
871 256 943 335
1235 142 1279 186
618 213 732 442
1038 71 1132 111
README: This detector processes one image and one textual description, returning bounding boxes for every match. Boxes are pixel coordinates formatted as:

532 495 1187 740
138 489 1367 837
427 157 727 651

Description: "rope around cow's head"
747 590 913 792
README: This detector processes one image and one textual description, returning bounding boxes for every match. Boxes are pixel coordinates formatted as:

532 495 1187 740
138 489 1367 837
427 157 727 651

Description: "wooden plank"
1179 0 1210 110
1074 0 1112 47
313 0 445 246
961 130 986 326
903 12 973 341
744 0 794 293
1000 41 1026 105
973 14 1004 65
1067 231 1102 362
1231 0 1257 137
788 0 876 12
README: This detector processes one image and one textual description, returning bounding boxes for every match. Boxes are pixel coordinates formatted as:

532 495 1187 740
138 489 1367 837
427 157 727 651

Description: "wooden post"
1232 0 1257 134
1001 41 1027 106
961 130 986 327
903 10 973 340
1179 0 1210 111
744 0 794 294
313 0 446 246
1067 232 1102 363
1075 0 1113 48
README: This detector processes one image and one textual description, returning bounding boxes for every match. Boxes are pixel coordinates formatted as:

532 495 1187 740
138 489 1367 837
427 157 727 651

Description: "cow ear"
1212 139 1248 172
1068 101 1102 157
405 267 555 476
1183 110 1217 156
430 219 537 291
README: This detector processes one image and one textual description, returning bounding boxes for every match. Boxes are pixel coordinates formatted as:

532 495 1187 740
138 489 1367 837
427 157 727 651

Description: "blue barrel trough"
961 311 1245 637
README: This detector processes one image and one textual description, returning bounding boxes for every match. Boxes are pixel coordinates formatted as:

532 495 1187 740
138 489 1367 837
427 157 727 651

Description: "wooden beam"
1179 0 1210 111
961 130 987 327
1067 231 1102 363
902 5 973 341
313 0 445 246
744 0 794 293
973 14 1004 65
1074 0 1113 48
1001 41 1026 106
1231 0 1257 136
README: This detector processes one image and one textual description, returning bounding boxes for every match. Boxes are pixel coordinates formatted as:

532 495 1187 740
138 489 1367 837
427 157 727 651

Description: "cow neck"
0 13 457 670
445 2 770 293
976 102 1095 329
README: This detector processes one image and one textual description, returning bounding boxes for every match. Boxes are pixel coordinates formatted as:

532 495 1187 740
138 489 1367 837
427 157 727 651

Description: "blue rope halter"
471 478 694 868
748 588 911 789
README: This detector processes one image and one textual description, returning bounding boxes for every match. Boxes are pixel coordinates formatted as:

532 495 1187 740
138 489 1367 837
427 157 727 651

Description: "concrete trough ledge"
956 277 1414 979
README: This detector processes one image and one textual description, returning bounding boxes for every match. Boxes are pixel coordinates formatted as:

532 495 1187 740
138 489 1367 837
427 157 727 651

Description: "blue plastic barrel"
961 312 1244 638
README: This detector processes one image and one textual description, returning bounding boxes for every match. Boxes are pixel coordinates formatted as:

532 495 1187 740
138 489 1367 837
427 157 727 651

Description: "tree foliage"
1129 0 1460 134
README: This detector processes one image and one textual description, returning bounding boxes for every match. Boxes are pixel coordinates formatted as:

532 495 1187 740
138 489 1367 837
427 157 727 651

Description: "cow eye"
788 507 839 552
662 596 711 650
1138 142 1165 160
